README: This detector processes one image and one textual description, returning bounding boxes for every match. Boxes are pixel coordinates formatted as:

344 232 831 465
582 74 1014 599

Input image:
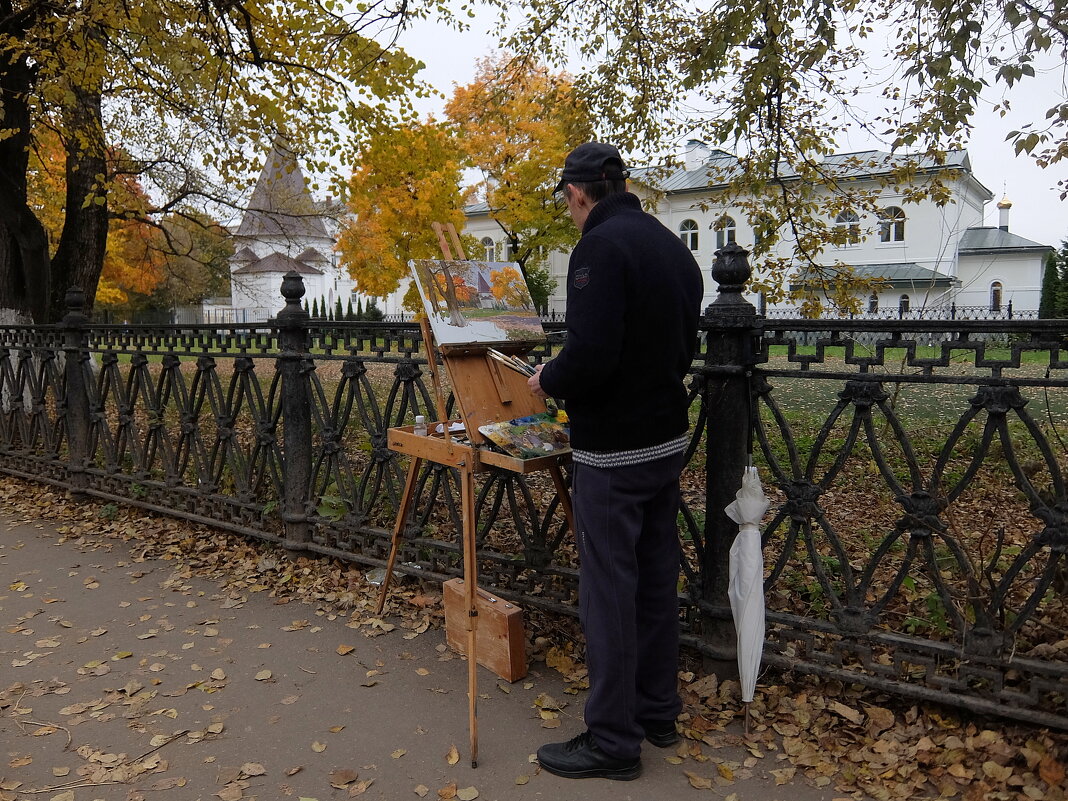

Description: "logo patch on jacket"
574 266 590 289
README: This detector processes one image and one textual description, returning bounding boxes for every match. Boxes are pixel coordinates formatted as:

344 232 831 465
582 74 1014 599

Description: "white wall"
957 252 1042 310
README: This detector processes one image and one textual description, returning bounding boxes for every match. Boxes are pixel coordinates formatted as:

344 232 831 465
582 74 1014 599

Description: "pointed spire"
236 137 329 240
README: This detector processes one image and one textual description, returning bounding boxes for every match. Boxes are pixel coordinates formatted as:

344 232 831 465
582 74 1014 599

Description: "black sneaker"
537 731 642 780
642 719 679 748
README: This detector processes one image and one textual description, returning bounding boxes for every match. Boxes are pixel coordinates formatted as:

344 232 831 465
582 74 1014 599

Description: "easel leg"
548 463 575 535
375 457 423 615
460 463 479 768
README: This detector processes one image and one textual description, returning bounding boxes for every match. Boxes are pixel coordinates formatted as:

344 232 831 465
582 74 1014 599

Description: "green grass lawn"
765 342 1063 365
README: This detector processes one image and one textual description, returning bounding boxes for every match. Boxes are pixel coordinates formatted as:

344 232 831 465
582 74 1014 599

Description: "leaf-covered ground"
0 477 1065 801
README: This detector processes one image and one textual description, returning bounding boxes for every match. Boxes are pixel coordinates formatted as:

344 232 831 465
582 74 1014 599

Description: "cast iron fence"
762 303 1038 321
1 245 1065 730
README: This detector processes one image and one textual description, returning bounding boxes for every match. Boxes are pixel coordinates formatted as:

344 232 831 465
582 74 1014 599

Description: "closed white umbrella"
724 465 770 730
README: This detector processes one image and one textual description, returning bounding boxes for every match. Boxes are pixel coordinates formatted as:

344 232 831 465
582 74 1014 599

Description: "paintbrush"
487 348 536 377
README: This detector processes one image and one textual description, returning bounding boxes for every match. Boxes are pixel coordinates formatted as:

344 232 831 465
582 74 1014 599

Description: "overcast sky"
397 14 1068 249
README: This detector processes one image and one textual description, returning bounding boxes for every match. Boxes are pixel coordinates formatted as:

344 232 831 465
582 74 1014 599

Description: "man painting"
528 142 703 780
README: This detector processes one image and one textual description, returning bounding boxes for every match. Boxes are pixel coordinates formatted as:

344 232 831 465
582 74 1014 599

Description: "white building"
210 141 407 323
465 144 1051 317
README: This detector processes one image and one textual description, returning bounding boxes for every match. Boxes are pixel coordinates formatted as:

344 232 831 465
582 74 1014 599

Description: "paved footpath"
1 515 847 801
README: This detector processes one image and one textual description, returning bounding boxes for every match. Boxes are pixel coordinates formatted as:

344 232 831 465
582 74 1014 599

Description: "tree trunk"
0 48 50 323
50 36 109 323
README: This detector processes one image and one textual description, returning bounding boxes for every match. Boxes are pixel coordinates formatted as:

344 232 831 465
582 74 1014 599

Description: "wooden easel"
375 223 574 768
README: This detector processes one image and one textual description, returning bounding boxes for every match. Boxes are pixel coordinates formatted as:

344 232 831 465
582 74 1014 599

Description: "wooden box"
443 578 527 682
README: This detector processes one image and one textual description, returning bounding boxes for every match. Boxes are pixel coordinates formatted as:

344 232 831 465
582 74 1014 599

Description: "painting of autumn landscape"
409 259 545 346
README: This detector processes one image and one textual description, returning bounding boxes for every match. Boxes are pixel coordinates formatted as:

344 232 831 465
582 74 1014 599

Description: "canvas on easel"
409 258 545 349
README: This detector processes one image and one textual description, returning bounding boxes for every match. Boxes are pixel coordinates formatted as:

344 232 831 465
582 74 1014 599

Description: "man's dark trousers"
573 450 685 759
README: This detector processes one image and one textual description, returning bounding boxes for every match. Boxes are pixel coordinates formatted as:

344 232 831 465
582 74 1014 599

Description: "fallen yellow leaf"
830 701 863 725
349 779 374 796
1039 756 1065 786
329 768 358 788
982 761 1013 782
685 771 713 790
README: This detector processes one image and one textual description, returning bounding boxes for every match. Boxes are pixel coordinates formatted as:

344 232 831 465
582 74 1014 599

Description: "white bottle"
414 415 427 436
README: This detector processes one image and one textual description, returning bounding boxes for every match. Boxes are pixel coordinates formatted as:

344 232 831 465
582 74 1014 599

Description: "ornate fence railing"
1 249 1066 730
762 303 1038 321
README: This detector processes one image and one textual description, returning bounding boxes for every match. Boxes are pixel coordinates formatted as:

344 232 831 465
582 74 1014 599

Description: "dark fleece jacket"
539 192 703 452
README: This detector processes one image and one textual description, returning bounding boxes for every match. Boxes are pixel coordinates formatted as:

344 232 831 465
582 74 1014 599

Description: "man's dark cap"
554 142 630 193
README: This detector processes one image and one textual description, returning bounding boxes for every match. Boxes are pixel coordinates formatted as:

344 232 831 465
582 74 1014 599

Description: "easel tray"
388 424 570 474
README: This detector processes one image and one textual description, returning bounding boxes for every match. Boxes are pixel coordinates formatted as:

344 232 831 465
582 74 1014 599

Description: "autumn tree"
414 260 471 327
96 172 169 308
1 0 433 322
504 0 1068 311
490 265 533 310
337 120 466 305
149 214 234 310
26 128 168 311
446 55 594 310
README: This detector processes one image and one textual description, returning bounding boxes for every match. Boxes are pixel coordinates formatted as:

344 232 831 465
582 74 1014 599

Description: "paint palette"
478 412 570 459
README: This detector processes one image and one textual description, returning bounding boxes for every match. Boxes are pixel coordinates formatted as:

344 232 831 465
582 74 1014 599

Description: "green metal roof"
791 262 955 290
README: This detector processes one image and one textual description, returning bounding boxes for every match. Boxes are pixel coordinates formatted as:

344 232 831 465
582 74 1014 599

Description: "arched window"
481 237 496 261
679 219 699 251
750 213 775 248
835 211 861 245
713 215 737 250
990 281 1003 312
879 206 906 242
898 294 910 315
868 293 878 313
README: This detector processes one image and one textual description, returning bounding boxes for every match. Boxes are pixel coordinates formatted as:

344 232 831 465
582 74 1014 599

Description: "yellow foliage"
338 121 465 299
445 54 593 276
489 265 531 310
